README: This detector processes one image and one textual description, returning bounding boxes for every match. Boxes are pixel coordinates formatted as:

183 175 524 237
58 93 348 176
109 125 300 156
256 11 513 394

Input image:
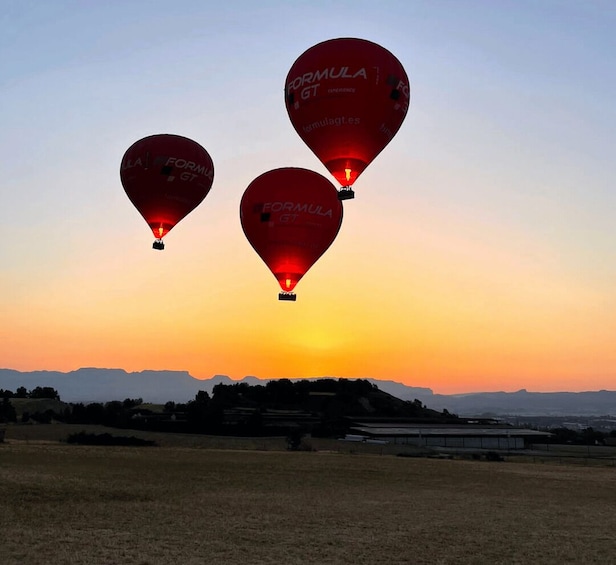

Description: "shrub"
66 431 157 446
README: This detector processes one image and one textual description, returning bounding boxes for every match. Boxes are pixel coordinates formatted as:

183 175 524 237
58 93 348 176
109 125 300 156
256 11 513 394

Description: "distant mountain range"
1 368 615 417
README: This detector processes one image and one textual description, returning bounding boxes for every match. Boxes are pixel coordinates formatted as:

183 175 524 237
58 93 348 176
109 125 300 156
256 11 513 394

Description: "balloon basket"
338 187 355 200
152 239 165 250
278 292 297 302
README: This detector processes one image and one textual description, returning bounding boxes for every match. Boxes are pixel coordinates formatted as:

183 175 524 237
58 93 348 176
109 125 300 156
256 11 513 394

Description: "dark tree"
0 397 17 422
286 429 305 450
122 398 143 409
548 427 578 444
194 390 210 404
186 390 222 432
84 402 106 424
30 409 54 424
581 427 605 445
266 379 298 405
30 386 60 400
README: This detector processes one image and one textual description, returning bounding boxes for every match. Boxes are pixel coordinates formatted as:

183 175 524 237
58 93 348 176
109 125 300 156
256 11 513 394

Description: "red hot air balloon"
240 168 343 301
120 134 214 250
285 38 410 200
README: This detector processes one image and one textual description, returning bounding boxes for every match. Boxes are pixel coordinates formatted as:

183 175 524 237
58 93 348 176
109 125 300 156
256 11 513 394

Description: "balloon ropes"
120 134 214 250
285 38 410 200
240 168 343 301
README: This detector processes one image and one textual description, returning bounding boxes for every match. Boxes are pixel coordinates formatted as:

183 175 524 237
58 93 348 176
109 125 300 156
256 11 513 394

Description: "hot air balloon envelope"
120 134 214 249
285 38 410 196
240 168 343 299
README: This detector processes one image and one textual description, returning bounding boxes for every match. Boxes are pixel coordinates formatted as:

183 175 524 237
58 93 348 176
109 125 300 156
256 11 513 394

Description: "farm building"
345 422 552 450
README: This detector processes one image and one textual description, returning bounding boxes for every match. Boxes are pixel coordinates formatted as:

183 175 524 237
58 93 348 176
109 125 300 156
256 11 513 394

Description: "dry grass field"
1 424 615 564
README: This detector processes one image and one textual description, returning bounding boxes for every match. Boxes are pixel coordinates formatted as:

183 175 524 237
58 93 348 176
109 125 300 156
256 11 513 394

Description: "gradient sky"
1 1 615 394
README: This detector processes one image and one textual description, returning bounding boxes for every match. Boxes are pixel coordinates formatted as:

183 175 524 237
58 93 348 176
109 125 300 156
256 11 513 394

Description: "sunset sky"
1 1 615 394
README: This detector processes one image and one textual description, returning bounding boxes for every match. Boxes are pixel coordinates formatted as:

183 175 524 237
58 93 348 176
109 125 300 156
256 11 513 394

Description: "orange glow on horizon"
3 164 615 397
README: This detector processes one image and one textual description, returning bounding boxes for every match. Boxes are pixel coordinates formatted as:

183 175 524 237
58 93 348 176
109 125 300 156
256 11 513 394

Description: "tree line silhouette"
1 379 444 435
2 379 615 444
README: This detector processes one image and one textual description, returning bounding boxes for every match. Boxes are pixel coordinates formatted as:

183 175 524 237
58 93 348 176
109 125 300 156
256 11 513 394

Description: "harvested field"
1 424 615 564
